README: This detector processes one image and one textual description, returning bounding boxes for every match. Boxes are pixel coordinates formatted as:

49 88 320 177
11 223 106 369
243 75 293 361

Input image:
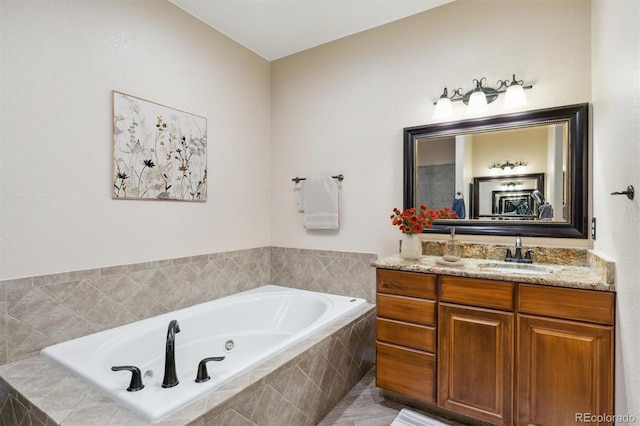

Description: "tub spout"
162 320 181 388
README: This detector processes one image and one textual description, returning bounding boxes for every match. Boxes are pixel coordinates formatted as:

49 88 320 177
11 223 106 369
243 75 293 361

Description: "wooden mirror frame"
403 103 589 238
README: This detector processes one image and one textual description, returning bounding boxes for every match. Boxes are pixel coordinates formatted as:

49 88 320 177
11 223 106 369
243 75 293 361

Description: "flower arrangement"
391 205 458 234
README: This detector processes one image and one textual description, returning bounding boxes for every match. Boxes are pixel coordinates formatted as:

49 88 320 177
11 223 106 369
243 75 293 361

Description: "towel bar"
292 174 344 184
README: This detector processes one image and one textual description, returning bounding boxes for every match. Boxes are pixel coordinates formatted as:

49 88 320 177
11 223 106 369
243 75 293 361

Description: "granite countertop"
373 255 615 292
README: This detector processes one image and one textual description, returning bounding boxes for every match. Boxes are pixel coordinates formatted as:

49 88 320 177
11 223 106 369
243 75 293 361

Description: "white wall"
470 128 548 178
270 0 591 256
417 138 455 166
591 0 640 418
0 0 272 280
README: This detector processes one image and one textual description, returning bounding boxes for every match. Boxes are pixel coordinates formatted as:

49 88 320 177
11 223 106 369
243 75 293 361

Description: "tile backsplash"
0 247 377 366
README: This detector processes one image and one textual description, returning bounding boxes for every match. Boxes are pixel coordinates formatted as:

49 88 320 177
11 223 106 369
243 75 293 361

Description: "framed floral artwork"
112 91 207 201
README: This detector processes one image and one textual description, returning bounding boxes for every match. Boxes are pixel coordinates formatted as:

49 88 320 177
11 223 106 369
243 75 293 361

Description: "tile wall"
269 247 377 303
0 247 378 366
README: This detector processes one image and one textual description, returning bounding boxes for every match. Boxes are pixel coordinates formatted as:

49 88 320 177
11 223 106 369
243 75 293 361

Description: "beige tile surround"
0 247 377 367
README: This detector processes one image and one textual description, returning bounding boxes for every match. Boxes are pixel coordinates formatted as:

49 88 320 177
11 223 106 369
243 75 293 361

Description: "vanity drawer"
519 284 615 325
377 293 436 325
377 317 436 352
440 276 514 311
377 269 437 299
376 341 436 403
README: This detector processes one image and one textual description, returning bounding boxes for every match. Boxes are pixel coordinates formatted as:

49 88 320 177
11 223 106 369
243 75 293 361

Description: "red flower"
390 205 458 235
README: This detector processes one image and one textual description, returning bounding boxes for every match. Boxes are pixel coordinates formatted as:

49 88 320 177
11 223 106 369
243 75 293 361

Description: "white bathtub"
41 285 366 422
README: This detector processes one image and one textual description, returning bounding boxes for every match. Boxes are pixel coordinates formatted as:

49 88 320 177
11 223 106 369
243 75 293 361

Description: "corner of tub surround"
0 360 61 426
181 302 377 426
269 246 378 303
0 303 376 426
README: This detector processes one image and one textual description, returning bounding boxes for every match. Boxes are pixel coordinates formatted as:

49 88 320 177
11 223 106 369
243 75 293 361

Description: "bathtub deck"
0 303 375 426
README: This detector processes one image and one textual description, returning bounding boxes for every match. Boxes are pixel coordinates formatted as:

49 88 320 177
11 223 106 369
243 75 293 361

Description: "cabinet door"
438 303 514 426
517 315 614 426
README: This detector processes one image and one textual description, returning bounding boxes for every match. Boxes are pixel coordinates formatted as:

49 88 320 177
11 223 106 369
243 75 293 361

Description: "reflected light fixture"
490 160 527 170
432 74 532 120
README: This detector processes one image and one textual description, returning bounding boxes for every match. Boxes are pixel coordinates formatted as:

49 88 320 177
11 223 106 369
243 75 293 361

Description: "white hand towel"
297 181 305 212
303 176 339 229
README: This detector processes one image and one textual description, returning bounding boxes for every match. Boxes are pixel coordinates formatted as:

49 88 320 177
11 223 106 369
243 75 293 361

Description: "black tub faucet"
162 319 181 388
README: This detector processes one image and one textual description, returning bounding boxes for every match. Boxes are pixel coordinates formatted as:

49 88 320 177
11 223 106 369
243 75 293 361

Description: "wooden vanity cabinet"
376 269 437 403
375 268 615 426
516 284 615 426
438 276 515 426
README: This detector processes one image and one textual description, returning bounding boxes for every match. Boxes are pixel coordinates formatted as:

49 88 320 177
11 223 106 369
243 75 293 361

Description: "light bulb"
433 97 453 120
467 90 488 114
504 84 528 109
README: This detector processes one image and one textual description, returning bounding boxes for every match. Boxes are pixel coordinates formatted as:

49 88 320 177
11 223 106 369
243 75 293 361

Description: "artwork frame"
492 189 536 216
112 91 207 201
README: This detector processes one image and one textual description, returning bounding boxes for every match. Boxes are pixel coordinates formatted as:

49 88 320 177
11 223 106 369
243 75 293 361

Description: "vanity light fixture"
467 80 489 114
432 88 454 120
490 160 527 170
432 74 532 119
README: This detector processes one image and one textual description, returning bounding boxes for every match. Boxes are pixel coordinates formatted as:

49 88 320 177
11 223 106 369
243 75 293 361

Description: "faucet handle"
195 356 226 383
504 248 513 261
112 365 145 392
524 249 534 260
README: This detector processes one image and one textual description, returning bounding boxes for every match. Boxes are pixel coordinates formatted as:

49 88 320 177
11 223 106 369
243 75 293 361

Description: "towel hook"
610 185 634 200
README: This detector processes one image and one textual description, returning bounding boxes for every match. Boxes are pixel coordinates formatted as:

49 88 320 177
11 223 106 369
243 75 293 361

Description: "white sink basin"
479 262 557 275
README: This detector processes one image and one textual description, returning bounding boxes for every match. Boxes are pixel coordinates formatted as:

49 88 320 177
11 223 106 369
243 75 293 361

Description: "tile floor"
319 369 466 426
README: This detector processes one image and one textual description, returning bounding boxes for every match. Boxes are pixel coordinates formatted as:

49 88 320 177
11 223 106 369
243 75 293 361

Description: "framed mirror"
403 103 588 238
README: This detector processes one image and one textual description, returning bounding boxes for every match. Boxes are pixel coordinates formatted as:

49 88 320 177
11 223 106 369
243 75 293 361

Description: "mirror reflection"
416 123 567 222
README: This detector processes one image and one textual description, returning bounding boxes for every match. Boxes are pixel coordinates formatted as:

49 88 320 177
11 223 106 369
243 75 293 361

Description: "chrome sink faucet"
505 237 533 263
162 320 181 388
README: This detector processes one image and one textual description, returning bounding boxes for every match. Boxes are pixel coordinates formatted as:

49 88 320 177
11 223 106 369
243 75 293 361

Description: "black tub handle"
111 365 145 392
195 356 225 383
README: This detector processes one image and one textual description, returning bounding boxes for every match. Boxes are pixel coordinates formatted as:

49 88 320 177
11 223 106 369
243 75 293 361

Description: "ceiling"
169 0 454 61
